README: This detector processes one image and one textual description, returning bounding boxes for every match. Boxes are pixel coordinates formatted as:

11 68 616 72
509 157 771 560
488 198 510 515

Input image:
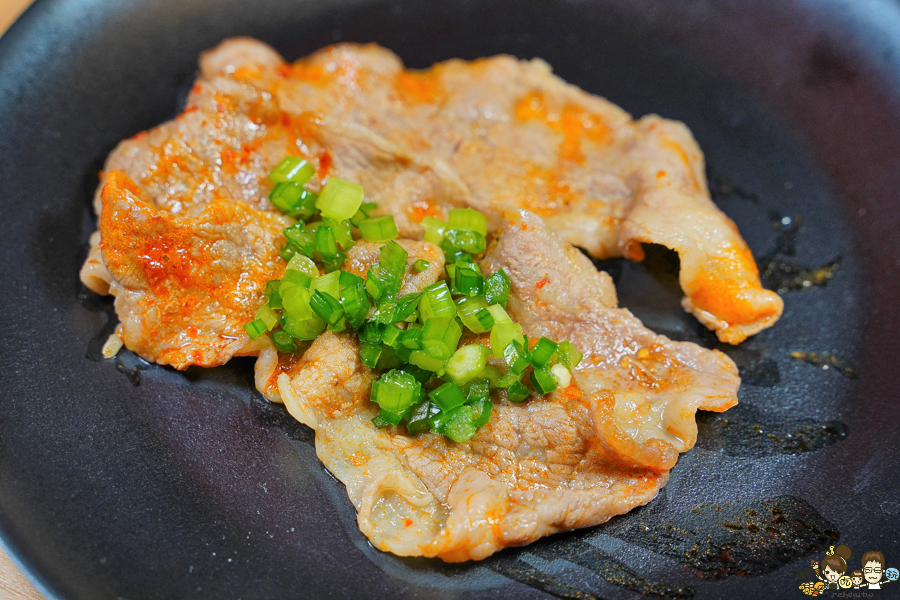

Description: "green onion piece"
502 340 529 374
281 285 313 320
507 380 531 403
400 326 423 350
243 318 267 340
406 399 441 435
340 285 370 329
359 321 385 344
360 201 378 213
310 271 341 299
527 337 559 369
376 345 403 369
325 219 354 250
445 344 490 386
280 243 298 262
530 365 558 395
374 292 422 325
484 269 511 308
557 340 583 369
366 241 408 301
456 296 495 333
314 225 338 259
316 177 364 221
391 343 412 364
495 370 520 389
339 270 364 288
444 250 474 264
269 156 315 184
490 320 525 358
474 365 502 387
309 290 345 327
320 251 347 273
280 269 311 290
290 190 320 221
486 304 512 324
452 261 484 297
265 280 283 309
551 364 573 389
413 259 430 272
359 215 399 242
255 304 279 331
443 405 477 442
372 408 404 428
371 369 421 414
421 216 446 245
469 396 493 429
418 282 456 321
428 410 452 435
447 208 488 236
400 366 432 385
358 342 382 368
421 317 462 361
281 312 325 340
382 324 404 347
285 253 319 279
272 329 297 353
409 350 446 372
283 225 315 258
269 182 312 213
443 229 486 254
429 381 466 411
466 379 491 403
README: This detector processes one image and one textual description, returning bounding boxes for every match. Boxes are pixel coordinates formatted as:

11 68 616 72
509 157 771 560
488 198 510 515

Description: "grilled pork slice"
95 171 288 369
81 39 780 370
259 209 738 561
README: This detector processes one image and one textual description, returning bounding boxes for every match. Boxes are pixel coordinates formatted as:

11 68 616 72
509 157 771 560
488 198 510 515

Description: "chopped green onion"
339 270 364 288
316 177 364 221
507 380 530 403
269 156 315 184
469 396 493 429
376 345 402 369
466 379 491 403
557 340 583 369
484 269 511 308
270 182 313 214
359 215 399 242
281 269 312 289
243 318 267 340
272 329 297 353
381 324 404 347
372 408 405 428
255 304 279 331
490 320 525 358
429 381 466 411
502 340 529 374
486 304 512 324
530 365 558 395
474 365 502 387
283 225 316 257
359 342 382 368
421 317 462 361
445 344 490 386
409 350 446 372
371 369 421 414
310 271 341 299
325 218 354 250
451 261 484 296
264 280 282 309
281 312 325 340
443 405 477 442
340 284 370 329
366 241 408 301
551 364 572 389
400 326 423 350
281 285 313 320
447 208 488 236
418 282 456 320
406 399 441 435
285 253 319 279
527 337 559 368
456 296 495 333
309 290 345 327
444 250 474 264
428 409 452 434
443 229 486 254
422 216 446 245
315 224 338 259
413 259 430 272
359 321 385 344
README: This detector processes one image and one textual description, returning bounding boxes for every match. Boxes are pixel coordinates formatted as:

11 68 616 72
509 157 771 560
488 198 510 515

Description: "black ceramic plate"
2 0 900 598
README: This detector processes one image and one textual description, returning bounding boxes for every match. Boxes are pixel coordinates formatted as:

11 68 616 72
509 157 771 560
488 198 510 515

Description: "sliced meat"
482 211 740 470
97 171 288 369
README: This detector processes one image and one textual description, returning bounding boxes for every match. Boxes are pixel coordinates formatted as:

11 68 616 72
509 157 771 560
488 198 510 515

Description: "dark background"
1 0 899 598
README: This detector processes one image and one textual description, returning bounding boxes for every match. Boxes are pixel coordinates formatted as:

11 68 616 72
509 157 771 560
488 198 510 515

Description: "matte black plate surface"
1 1 899 599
